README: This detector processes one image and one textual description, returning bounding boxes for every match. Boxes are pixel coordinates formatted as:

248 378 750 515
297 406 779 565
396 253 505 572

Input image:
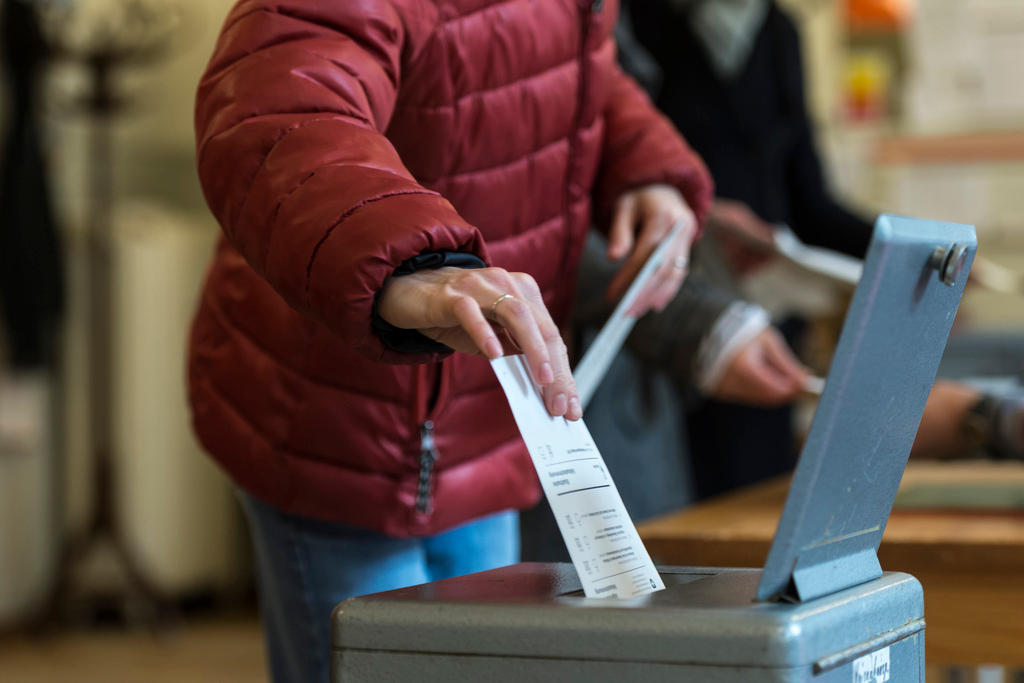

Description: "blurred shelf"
875 130 1024 165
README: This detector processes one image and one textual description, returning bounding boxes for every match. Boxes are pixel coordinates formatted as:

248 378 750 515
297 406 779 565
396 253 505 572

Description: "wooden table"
638 462 1024 668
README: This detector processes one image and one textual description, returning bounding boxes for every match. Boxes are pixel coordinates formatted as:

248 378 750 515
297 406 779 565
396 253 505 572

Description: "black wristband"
371 251 487 354
392 251 487 276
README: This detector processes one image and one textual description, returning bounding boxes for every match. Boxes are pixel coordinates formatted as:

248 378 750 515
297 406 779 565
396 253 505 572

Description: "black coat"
0 0 64 367
629 1 873 258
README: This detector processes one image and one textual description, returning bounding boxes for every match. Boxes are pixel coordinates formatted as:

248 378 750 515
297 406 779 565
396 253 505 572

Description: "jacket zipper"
558 1 600 294
416 420 438 513
415 363 448 514
563 2 593 214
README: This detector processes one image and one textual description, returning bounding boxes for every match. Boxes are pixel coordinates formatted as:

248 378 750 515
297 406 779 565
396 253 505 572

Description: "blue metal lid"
757 215 976 602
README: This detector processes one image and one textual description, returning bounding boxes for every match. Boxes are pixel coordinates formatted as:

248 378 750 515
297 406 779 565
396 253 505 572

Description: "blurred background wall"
783 0 1024 330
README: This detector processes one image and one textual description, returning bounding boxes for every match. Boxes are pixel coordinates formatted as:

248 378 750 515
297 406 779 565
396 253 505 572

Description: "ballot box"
331 563 922 682
332 216 974 682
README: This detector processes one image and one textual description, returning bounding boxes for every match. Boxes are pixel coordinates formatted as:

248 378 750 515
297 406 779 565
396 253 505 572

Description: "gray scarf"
673 0 771 80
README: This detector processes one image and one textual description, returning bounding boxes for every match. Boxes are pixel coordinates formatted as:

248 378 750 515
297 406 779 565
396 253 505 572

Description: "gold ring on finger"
489 293 516 321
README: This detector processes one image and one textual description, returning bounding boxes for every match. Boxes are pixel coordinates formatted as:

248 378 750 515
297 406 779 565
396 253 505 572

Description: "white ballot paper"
773 224 863 287
492 355 665 599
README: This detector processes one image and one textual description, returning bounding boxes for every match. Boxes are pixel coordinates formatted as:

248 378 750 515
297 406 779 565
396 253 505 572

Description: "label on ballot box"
492 355 664 599
852 646 890 683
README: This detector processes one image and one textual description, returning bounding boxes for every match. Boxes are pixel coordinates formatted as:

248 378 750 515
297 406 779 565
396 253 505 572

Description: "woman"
190 1 712 680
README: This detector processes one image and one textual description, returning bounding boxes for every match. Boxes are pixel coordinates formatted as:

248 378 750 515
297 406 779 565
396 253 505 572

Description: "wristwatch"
962 395 1023 461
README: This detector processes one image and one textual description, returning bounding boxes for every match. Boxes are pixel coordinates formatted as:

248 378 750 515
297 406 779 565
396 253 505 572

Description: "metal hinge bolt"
928 243 968 286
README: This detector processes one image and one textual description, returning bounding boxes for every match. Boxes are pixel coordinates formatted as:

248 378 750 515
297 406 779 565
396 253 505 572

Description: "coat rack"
33 0 183 628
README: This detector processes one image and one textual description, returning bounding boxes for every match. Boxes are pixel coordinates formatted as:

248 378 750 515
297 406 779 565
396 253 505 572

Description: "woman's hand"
707 198 776 275
606 183 697 315
377 266 581 420
709 327 809 407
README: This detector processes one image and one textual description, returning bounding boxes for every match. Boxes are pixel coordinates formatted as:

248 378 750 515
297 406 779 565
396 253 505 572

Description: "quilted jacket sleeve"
595 64 714 235
195 0 486 363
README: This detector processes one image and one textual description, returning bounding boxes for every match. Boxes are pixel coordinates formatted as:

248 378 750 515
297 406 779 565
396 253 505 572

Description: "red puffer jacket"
189 0 712 537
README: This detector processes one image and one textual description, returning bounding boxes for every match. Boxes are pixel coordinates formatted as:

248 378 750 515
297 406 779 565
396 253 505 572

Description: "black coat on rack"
0 0 64 369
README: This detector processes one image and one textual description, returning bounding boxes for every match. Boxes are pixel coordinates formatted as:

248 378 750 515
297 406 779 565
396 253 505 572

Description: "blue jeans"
238 492 519 683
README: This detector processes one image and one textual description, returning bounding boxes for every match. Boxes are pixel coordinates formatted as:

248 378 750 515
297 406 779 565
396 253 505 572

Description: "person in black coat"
627 0 875 499
630 0 872 259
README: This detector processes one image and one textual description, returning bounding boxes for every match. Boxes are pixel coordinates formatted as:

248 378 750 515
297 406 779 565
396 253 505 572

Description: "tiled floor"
0 616 267 682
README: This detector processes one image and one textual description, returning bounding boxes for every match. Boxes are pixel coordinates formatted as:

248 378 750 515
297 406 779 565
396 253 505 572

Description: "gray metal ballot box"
331 216 976 682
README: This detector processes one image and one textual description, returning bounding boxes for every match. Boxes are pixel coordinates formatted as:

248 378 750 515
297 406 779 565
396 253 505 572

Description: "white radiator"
110 203 244 595
0 371 57 624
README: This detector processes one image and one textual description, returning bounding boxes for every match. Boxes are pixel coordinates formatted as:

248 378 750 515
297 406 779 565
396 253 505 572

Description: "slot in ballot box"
331 216 975 682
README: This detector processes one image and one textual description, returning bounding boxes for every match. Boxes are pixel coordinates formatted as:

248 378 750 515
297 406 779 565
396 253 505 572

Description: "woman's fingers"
607 194 637 261
746 357 795 401
712 329 805 407
453 269 554 388
760 329 808 390
512 273 581 420
376 265 579 419
725 343 796 406
488 287 554 387
630 229 692 315
608 188 696 314
644 262 688 313
450 295 503 359
606 217 664 305
462 269 577 420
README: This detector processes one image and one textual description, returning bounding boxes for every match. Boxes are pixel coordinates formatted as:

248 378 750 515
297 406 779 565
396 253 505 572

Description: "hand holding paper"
378 266 582 420
574 219 687 410
606 184 696 314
